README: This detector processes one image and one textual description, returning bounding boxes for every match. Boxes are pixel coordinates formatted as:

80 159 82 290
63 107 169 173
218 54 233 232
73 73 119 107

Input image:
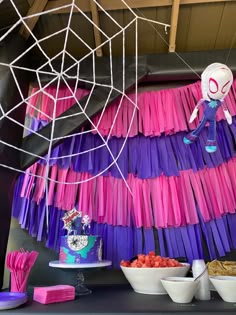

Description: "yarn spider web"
0 0 170 197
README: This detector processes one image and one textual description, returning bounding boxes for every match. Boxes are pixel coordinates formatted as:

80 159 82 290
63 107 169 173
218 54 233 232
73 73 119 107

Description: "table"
0 285 236 315
49 260 112 295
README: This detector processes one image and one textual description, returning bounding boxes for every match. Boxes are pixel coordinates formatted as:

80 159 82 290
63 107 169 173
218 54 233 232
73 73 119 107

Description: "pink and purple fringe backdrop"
12 80 236 267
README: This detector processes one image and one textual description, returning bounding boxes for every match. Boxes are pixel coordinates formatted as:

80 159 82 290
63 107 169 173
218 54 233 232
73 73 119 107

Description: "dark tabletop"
2 285 236 315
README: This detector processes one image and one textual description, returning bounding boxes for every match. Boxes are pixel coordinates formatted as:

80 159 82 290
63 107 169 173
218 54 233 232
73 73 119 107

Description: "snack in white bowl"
120 252 190 295
208 260 236 276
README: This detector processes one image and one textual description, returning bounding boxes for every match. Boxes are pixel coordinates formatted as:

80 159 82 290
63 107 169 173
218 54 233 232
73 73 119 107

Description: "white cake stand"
49 260 112 296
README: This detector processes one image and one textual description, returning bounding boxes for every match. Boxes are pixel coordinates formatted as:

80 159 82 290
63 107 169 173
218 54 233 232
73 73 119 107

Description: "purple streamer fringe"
11 114 236 267
12 182 236 266
29 117 236 179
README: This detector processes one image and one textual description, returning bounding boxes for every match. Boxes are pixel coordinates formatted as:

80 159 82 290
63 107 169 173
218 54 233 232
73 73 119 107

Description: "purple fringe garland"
27 117 236 179
18 158 236 228
11 189 236 267
12 83 236 267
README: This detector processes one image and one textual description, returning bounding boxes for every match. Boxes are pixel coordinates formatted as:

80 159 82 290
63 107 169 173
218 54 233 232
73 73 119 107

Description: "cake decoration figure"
62 208 82 234
81 215 91 235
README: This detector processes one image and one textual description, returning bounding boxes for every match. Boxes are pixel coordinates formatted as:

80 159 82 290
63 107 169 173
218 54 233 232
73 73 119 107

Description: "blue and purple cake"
59 235 102 263
59 210 103 264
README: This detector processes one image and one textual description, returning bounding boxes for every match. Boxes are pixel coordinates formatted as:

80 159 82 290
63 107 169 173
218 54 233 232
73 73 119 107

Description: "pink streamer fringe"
21 157 236 229
26 80 236 137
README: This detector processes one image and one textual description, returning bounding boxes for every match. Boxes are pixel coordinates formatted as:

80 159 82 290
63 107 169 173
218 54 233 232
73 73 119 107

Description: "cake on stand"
49 260 112 296
52 210 112 295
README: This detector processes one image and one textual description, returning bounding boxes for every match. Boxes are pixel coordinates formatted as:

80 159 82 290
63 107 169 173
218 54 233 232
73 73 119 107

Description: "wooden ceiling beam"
181 0 234 3
90 0 103 57
19 0 49 39
169 0 180 53
45 0 90 13
45 0 236 14
27 0 35 6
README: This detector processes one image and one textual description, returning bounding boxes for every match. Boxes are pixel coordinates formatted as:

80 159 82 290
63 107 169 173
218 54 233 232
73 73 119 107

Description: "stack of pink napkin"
33 285 75 304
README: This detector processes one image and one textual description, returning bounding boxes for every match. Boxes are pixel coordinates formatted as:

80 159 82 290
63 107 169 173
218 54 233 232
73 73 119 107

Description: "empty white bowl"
120 263 190 295
161 277 200 303
210 276 236 303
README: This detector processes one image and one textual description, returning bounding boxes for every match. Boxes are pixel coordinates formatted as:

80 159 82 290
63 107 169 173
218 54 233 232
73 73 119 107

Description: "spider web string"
61 76 135 194
133 5 201 79
0 6 138 175
53 7 137 193
0 5 140 128
0 1 133 189
43 0 77 229
0 0 206 210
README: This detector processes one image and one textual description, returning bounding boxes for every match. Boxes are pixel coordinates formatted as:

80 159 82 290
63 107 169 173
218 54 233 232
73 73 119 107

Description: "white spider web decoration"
0 0 172 229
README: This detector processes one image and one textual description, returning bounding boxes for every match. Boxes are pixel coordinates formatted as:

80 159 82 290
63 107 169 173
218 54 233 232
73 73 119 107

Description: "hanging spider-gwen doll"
183 63 233 153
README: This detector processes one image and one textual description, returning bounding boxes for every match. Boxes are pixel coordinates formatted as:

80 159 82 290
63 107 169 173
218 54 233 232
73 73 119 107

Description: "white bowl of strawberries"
120 252 190 295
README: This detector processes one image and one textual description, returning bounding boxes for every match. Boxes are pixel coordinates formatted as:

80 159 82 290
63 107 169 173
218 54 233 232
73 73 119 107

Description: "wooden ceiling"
1 0 236 61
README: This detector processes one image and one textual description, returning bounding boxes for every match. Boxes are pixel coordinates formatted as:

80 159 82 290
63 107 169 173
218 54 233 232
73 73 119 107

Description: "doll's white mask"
201 63 233 101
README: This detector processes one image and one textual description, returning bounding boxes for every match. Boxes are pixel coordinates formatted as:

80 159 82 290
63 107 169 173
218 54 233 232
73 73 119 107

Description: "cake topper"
62 208 82 233
81 215 91 235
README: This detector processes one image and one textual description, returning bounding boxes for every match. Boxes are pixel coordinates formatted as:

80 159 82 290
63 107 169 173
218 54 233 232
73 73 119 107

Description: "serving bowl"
160 277 200 303
120 263 190 295
210 276 236 302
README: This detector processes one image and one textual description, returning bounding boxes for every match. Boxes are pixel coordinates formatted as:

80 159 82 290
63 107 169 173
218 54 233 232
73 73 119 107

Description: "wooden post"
90 0 103 57
19 0 49 39
169 0 180 52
